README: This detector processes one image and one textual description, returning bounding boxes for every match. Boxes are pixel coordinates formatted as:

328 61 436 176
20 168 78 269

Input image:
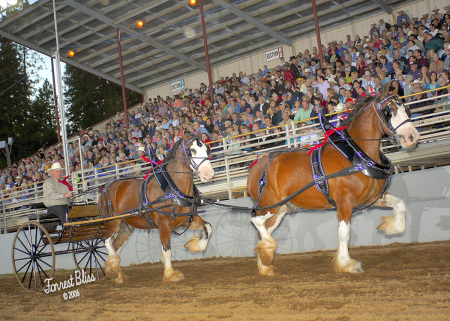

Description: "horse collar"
318 112 393 180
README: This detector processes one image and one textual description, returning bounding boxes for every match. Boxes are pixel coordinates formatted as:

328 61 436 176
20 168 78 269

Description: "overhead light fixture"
136 20 144 28
189 0 196 5
68 51 75 57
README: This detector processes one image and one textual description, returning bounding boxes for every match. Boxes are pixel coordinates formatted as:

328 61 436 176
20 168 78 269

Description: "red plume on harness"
308 125 347 156
142 156 164 179
59 175 73 191
249 154 266 169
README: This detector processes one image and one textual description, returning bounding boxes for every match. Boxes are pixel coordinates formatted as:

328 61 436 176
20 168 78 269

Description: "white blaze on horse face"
190 140 214 182
390 102 420 148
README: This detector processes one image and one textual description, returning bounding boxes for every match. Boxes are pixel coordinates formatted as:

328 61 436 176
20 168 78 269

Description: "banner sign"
171 79 185 92
265 46 284 62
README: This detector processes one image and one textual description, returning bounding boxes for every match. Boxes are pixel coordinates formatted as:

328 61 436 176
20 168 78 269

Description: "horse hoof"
114 272 129 284
336 259 364 274
105 261 120 279
164 270 185 282
105 267 119 279
377 216 405 235
184 235 205 253
258 265 278 277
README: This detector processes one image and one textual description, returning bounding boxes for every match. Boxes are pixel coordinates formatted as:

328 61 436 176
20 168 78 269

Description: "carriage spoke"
34 234 47 256
35 259 51 280
16 237 31 255
95 249 108 256
36 257 53 269
23 226 32 248
13 222 55 292
36 263 46 288
82 251 92 271
14 247 32 257
15 256 34 264
77 250 90 265
19 260 32 279
28 260 35 290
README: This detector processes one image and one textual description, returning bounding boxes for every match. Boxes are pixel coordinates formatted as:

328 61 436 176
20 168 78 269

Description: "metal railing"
1 92 449 233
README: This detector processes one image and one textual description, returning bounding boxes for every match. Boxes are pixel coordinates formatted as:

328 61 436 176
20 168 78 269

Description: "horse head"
376 85 420 149
183 135 214 182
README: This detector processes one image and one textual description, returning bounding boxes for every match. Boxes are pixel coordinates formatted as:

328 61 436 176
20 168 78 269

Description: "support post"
4 142 11 167
52 0 70 175
51 57 61 144
199 0 214 102
311 0 325 68
116 28 129 129
1 189 6 234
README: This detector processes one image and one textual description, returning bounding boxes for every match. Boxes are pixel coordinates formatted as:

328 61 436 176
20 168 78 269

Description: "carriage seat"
27 202 62 232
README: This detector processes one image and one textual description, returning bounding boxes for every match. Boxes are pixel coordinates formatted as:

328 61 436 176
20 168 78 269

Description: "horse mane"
340 96 376 127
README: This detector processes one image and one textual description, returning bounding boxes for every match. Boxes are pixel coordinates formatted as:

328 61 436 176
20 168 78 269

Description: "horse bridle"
180 137 210 173
374 95 412 141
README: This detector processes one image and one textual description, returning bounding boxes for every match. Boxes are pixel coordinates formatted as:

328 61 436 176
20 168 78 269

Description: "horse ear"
377 84 390 102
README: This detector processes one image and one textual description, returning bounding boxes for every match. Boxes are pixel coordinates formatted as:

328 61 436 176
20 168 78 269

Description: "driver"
43 162 73 224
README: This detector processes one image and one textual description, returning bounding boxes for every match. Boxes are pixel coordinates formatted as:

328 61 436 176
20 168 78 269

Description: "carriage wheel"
72 238 107 281
11 222 55 292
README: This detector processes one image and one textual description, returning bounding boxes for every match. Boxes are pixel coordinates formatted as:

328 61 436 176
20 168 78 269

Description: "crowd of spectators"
1 6 450 204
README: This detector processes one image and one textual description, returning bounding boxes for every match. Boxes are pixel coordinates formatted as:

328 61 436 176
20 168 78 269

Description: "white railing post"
285 123 292 148
291 121 298 148
1 189 6 234
34 182 38 201
224 155 232 200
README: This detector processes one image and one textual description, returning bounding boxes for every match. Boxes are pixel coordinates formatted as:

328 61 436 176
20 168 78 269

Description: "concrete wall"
1 165 449 275
144 0 448 99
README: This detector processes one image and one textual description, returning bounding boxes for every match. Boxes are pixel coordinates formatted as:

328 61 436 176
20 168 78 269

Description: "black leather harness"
310 112 394 208
248 96 406 215
98 137 205 230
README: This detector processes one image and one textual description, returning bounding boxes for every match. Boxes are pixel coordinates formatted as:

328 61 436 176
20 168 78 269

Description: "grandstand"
0 1 450 233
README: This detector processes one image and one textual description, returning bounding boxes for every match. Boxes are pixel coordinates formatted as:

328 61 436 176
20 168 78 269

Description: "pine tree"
64 65 141 135
28 79 58 149
0 36 33 167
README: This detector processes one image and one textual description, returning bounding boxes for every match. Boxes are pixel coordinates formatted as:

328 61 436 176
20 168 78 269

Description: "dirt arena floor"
1 240 449 320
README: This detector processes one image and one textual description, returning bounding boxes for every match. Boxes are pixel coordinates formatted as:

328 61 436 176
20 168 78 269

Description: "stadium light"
68 50 75 57
189 0 196 6
136 20 143 28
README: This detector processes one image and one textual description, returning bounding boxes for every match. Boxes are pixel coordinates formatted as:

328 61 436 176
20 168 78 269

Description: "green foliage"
29 79 58 149
0 36 56 168
64 65 141 135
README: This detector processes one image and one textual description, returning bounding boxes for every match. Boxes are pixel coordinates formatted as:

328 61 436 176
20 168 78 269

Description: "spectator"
293 99 312 124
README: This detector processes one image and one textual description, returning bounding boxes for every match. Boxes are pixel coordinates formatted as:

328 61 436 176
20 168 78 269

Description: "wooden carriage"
11 203 108 292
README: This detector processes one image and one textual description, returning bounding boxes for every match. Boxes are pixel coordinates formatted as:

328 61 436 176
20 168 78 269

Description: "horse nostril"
409 134 415 142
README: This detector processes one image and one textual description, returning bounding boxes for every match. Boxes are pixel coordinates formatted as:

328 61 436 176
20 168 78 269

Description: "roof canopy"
0 0 413 94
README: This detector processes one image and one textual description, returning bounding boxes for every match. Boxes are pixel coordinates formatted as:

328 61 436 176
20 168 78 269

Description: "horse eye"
190 148 197 155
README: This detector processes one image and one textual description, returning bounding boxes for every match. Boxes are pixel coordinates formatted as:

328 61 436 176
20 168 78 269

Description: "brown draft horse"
247 86 420 276
101 134 214 283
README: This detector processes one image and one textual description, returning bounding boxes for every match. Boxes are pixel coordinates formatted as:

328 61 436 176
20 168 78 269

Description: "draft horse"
247 85 420 276
100 134 214 283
